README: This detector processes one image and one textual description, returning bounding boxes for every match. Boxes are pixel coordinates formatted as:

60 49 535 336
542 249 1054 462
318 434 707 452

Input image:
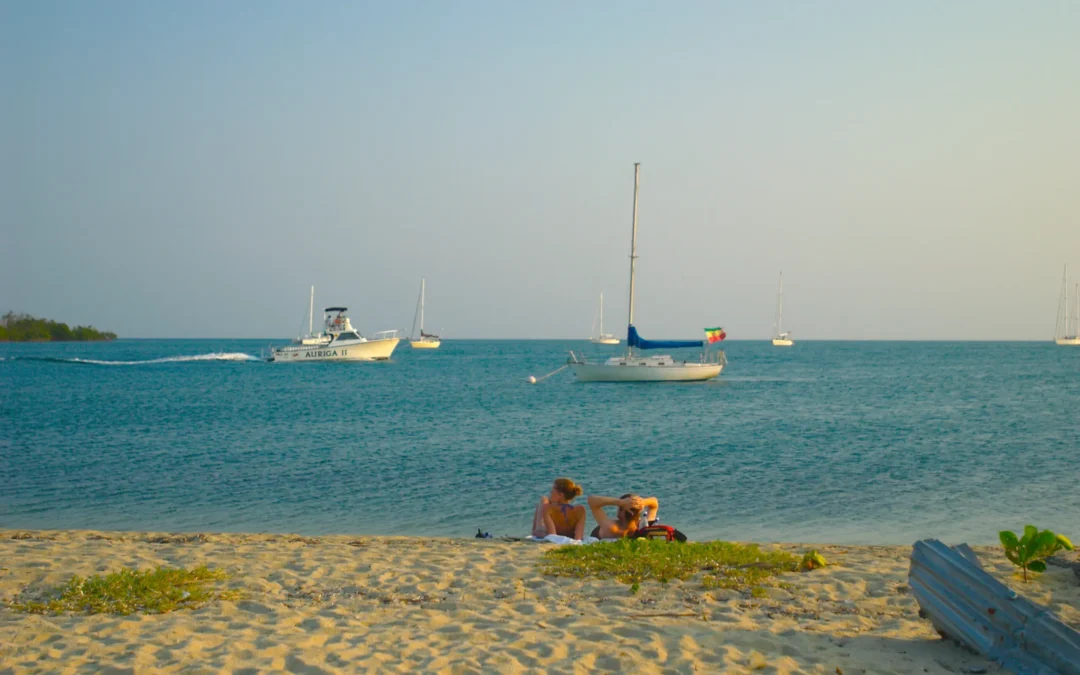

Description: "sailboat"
772 272 794 347
1055 265 1080 346
590 292 620 344
569 163 725 382
410 278 441 349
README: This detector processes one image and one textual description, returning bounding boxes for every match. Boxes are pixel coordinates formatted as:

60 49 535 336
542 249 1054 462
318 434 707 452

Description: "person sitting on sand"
531 478 587 540
587 493 659 539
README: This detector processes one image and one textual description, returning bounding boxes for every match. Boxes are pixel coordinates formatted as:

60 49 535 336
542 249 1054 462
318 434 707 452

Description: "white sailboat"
772 272 794 347
1055 265 1080 346
590 292 620 345
410 278 441 349
269 288 400 362
569 163 725 382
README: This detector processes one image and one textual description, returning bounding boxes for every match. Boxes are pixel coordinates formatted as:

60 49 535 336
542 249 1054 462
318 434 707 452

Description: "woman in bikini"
586 493 659 539
530 478 586 540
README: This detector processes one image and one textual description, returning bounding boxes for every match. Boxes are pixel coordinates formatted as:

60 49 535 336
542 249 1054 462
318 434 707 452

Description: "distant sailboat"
410 278 441 349
772 272 794 347
590 292 620 345
569 163 725 382
1055 265 1080 346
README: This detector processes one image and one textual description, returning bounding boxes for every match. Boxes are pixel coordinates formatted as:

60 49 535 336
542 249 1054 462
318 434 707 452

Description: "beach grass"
9 565 238 615
539 539 800 589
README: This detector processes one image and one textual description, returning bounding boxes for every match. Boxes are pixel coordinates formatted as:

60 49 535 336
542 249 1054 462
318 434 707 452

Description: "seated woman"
530 478 586 540
586 493 659 539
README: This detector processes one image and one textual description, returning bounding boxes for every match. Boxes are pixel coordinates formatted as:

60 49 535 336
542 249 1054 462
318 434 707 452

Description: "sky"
3 1 1079 340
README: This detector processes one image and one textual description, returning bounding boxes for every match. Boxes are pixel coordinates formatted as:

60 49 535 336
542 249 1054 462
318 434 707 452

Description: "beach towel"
525 534 601 545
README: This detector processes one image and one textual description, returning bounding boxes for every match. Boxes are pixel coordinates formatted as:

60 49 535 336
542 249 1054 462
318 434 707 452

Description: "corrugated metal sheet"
909 538 1080 675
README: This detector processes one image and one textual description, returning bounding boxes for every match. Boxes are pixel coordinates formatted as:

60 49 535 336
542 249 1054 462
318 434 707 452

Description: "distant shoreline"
0 312 116 342
0 337 117 343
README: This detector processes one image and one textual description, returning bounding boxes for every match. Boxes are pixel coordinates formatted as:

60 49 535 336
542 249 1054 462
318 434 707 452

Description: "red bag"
631 525 687 542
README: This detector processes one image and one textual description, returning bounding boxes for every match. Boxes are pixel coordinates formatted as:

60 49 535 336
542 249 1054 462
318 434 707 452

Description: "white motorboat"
569 163 725 382
590 292 620 345
772 271 794 347
269 293 400 362
1055 265 1080 346
409 278 441 349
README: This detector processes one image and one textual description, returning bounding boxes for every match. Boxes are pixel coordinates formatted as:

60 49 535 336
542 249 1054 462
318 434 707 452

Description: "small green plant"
999 525 1074 582
540 539 798 588
800 550 828 571
9 566 239 615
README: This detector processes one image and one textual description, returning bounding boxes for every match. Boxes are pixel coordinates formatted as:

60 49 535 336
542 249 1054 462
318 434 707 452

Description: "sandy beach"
1 530 1077 674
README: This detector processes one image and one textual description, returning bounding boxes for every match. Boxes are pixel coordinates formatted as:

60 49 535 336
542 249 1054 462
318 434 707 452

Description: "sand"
1 530 1077 674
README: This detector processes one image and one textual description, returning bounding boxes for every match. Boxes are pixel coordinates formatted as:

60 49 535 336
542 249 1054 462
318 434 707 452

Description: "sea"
2 340 1077 546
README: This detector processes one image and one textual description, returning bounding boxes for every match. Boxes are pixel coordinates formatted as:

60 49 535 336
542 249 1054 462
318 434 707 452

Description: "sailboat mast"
308 286 314 336
1067 280 1075 336
420 277 426 333
627 163 640 352
599 292 604 335
778 272 784 335
1066 266 1070 340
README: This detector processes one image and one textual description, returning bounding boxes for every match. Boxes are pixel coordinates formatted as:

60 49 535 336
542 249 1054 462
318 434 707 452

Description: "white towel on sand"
525 534 601 545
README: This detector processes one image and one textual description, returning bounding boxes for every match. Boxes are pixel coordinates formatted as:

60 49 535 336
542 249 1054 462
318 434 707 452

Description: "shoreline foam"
1 529 1077 673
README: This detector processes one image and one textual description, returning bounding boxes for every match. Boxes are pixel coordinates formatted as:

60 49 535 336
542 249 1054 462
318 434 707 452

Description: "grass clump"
10 565 238 615
540 539 799 588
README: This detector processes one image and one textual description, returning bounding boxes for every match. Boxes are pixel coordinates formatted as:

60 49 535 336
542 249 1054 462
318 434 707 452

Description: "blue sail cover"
627 325 704 350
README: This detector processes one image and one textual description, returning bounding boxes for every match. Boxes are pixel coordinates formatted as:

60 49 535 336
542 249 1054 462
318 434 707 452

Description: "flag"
704 327 726 343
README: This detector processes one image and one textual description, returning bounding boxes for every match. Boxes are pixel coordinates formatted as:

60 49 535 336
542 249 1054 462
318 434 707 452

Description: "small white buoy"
528 364 568 384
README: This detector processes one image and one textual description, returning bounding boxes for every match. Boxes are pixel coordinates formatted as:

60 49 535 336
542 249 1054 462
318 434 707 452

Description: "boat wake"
2 353 261 366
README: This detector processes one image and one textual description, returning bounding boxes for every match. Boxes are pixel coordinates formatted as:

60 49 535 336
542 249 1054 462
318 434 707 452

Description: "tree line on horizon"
0 312 117 342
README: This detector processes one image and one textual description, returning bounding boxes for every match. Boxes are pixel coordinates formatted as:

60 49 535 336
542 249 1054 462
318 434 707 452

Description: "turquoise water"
2 340 1078 545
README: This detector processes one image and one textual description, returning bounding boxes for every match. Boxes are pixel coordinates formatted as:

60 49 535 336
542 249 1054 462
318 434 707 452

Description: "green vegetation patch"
0 311 116 342
1000 525 1073 582
540 539 799 588
10 566 238 615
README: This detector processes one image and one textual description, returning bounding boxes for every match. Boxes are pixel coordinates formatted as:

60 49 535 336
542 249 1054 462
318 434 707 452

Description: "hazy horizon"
4 2 1079 340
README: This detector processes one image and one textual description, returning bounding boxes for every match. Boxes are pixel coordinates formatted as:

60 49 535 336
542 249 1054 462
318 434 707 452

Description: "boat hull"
571 361 723 382
772 339 794 347
270 338 400 362
1055 337 1080 345
590 338 620 345
410 339 441 349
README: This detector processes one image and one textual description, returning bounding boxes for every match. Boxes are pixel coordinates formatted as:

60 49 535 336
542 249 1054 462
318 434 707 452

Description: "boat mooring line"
527 364 568 384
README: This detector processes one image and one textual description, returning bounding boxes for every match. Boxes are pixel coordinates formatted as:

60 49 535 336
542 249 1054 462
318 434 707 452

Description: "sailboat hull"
772 339 794 347
410 339 441 349
571 360 723 382
1055 337 1080 346
590 337 620 345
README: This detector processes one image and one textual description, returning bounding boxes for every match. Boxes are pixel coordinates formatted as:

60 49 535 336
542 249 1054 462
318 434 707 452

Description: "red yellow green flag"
704 327 726 343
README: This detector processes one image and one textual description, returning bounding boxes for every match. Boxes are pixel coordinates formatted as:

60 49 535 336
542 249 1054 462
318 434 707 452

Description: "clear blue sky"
3 1 1078 339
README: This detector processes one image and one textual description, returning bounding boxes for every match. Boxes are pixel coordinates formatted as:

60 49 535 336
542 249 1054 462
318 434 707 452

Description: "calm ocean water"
2 340 1077 545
